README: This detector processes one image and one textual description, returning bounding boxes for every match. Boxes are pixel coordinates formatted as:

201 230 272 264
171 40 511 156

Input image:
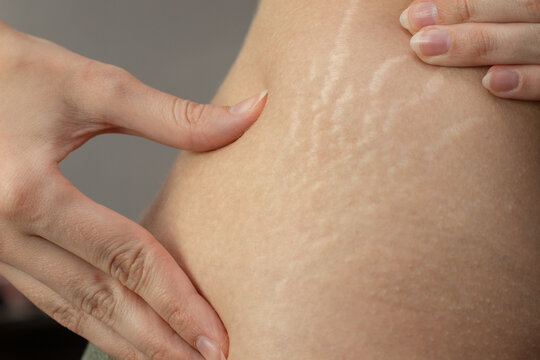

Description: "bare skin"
140 0 540 359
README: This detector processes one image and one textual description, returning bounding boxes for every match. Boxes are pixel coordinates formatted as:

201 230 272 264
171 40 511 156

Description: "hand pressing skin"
0 21 267 360
400 0 540 101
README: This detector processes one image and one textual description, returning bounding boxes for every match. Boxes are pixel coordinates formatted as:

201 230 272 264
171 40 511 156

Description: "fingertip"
185 292 229 357
409 27 450 59
399 7 411 32
196 335 228 360
191 90 268 151
226 89 268 131
228 90 268 115
482 71 492 91
401 2 438 34
482 68 521 98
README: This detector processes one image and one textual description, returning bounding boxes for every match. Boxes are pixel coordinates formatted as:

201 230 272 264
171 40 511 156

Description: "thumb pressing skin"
101 80 269 152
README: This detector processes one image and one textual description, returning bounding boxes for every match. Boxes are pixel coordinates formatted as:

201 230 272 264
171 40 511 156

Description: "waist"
142 3 540 358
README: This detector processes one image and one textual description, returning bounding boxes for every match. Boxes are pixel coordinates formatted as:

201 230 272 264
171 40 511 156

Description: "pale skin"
401 0 540 101
0 20 268 360
0 1 537 360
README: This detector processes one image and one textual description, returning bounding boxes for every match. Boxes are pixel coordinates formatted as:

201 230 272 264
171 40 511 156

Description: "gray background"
0 0 258 220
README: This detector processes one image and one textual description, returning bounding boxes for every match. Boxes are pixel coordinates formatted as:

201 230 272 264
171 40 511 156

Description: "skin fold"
141 1 540 359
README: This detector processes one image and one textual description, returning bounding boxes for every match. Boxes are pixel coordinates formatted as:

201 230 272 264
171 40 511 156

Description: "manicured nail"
229 90 268 114
400 2 438 32
410 28 450 56
482 70 520 93
196 336 227 360
399 7 411 30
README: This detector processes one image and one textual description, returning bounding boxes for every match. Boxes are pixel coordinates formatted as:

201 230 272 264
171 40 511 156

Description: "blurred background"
0 0 258 358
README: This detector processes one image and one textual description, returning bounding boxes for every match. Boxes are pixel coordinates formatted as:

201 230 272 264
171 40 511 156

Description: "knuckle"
468 28 497 59
97 64 137 98
108 244 151 293
117 348 139 360
174 98 209 128
455 0 474 22
171 98 213 150
0 176 42 222
0 168 65 229
66 60 137 113
50 304 84 335
148 348 168 360
0 181 30 219
167 305 193 331
79 286 117 326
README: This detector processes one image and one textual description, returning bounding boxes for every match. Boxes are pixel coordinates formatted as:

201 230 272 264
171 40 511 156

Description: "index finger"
33 178 229 360
63 59 268 153
400 0 540 33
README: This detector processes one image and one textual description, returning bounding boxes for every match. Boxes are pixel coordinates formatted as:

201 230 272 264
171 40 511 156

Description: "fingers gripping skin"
400 0 540 101
62 60 268 156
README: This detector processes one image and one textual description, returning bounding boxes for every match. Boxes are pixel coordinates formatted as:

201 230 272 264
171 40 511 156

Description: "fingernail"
410 28 450 57
400 2 438 31
196 336 227 360
229 90 268 114
399 7 411 30
482 70 520 93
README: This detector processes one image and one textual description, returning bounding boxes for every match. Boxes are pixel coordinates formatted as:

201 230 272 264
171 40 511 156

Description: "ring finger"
409 23 540 66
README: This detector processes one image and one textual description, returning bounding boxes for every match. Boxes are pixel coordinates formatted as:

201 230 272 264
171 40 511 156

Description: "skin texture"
142 0 540 359
0 20 268 360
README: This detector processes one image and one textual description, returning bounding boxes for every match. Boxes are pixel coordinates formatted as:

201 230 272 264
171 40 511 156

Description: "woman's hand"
399 0 540 101
0 21 267 360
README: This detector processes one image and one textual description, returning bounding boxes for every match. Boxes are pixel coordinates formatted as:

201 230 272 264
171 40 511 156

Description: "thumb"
82 66 268 152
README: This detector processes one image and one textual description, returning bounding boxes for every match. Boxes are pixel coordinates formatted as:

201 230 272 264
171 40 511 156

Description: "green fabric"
81 343 114 360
